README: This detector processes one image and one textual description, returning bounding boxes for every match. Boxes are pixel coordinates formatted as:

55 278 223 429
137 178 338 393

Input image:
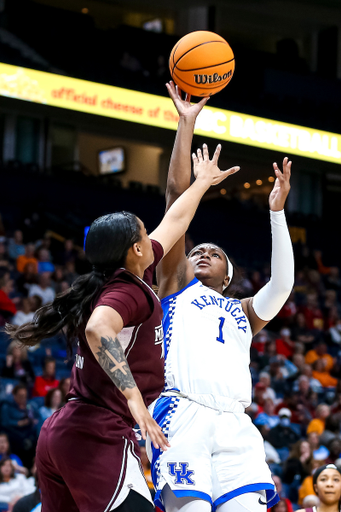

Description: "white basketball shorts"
147 394 278 511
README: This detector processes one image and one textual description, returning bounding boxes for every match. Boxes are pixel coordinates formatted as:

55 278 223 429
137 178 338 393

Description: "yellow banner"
1 62 340 164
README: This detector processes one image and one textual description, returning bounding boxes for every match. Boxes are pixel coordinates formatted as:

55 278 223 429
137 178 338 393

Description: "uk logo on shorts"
167 462 195 485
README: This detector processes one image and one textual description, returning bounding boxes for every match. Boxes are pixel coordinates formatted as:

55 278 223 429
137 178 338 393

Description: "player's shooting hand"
127 393 170 451
269 157 292 211
192 143 240 186
166 80 209 120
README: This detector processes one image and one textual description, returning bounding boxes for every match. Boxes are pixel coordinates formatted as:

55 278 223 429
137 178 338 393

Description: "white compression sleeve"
252 209 294 322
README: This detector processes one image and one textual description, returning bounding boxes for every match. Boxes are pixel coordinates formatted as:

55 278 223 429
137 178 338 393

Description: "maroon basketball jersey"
67 240 164 426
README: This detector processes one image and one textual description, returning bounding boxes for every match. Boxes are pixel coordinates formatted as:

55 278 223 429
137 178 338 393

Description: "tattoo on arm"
97 336 136 392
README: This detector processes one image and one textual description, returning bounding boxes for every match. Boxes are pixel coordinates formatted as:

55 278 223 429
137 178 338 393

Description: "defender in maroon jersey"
5 147 237 512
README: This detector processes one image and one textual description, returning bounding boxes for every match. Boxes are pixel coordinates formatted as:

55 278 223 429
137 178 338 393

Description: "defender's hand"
192 143 240 187
127 393 170 451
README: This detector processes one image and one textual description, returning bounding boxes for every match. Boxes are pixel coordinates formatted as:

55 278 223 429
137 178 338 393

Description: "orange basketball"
169 31 235 97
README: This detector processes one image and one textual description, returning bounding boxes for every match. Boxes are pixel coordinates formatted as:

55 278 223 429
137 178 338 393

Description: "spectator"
57 239 78 266
328 317 341 346
36 249 54 274
307 431 329 462
0 267 16 325
252 330 269 356
291 312 316 348
301 494 320 508
256 424 281 466
276 328 295 358
16 245 38 275
15 263 38 297
253 382 267 410
271 475 294 512
312 359 338 388
271 498 291 511
64 261 78 286
300 364 323 393
254 398 280 429
32 358 59 398
37 388 62 433
28 273 55 306
300 293 324 331
1 341 35 387
266 408 300 459
12 463 40 512
292 353 306 374
0 385 37 468
258 371 277 402
0 434 26 476
277 293 298 327
7 232 25 261
307 404 330 435
297 459 322 506
325 438 341 465
282 440 313 489
0 458 35 509
58 377 70 405
0 242 9 266
319 415 341 447
51 267 65 294
305 341 334 373
11 297 40 327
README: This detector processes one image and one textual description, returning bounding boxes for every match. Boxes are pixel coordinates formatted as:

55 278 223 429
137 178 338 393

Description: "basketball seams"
173 40 231 72
177 57 235 72
170 41 182 76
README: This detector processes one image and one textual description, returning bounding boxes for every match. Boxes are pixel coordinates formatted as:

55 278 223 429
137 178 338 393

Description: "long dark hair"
6 212 141 354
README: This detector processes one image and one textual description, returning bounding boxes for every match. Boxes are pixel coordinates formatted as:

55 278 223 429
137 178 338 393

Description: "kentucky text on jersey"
191 296 248 333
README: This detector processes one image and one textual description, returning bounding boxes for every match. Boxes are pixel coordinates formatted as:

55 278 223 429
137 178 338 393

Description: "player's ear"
132 242 143 258
223 275 229 289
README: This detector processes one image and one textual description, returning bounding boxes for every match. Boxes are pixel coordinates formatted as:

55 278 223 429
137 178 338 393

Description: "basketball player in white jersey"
147 82 294 512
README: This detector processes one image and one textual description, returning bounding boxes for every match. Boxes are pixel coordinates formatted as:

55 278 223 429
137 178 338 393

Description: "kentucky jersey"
162 278 253 408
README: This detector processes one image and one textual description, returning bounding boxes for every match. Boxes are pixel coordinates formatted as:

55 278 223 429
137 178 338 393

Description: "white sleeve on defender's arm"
252 209 294 322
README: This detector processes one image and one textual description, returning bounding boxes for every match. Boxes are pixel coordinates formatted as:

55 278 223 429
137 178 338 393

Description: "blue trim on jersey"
213 483 278 511
160 277 199 305
154 489 212 511
161 278 198 361
150 396 181 507
30 504 42 512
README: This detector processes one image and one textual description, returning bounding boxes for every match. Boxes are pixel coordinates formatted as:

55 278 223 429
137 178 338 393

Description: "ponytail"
6 210 142 355
6 271 106 354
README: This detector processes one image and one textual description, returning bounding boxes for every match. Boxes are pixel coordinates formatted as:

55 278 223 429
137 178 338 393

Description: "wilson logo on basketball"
194 70 232 85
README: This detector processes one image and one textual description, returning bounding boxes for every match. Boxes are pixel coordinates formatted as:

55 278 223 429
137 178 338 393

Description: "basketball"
169 31 235 97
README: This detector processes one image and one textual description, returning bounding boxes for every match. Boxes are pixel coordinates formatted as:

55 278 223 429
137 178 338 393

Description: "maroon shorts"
36 400 140 512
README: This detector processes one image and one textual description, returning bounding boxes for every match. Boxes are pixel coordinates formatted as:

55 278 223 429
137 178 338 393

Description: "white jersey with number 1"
162 277 253 407
148 277 278 511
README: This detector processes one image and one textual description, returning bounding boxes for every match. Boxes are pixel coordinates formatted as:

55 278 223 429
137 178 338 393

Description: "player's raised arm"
242 157 294 335
164 81 209 210
151 144 239 273
85 306 170 451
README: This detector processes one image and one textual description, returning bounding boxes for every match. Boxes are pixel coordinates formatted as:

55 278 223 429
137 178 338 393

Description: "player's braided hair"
5 212 141 355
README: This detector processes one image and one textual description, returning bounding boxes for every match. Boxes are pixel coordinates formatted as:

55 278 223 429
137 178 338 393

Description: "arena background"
0 1 340 511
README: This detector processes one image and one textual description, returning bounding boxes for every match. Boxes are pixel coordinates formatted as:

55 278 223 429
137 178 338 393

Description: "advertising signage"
0 62 340 164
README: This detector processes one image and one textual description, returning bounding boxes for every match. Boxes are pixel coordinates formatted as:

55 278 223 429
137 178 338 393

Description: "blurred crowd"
0 228 340 511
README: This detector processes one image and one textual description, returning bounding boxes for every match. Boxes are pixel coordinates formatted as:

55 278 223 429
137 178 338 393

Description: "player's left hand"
269 157 292 211
192 143 240 186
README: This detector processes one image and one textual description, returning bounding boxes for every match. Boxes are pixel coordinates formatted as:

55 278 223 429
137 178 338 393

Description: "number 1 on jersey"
216 316 225 344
